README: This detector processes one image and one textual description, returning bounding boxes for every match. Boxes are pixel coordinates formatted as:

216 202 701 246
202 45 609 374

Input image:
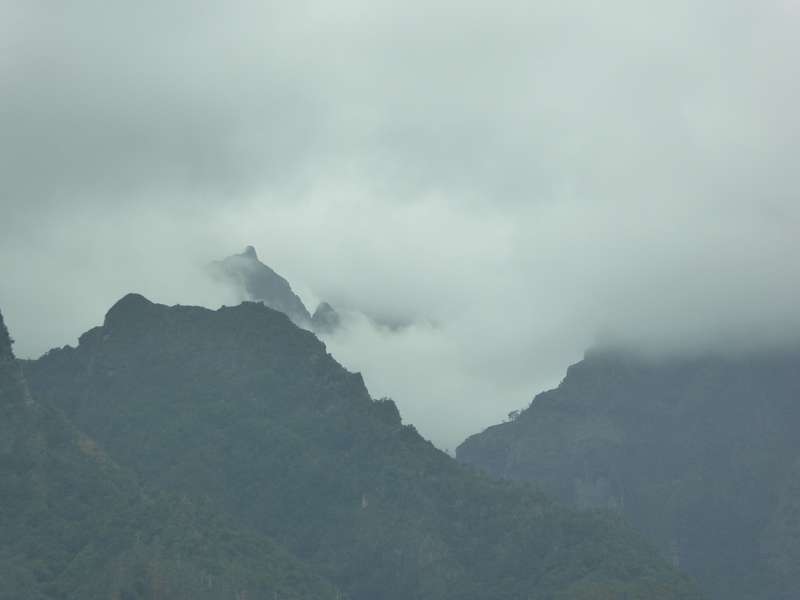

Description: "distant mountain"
25 295 702 600
457 349 800 600
209 246 312 325
209 246 340 333
0 309 341 600
311 301 341 334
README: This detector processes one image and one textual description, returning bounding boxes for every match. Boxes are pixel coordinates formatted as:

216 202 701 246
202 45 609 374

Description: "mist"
2 0 799 448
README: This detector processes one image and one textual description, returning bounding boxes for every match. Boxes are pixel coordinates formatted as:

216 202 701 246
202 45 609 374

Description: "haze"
2 0 798 448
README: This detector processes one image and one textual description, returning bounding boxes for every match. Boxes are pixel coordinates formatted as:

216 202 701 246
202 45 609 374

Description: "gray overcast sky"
2 0 799 448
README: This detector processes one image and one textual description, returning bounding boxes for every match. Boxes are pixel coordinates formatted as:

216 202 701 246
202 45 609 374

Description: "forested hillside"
0 309 341 600
458 349 800 600
25 294 702 600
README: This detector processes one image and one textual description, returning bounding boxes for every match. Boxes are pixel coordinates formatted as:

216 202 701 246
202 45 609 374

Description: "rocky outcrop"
311 301 341 334
209 246 312 326
209 246 341 334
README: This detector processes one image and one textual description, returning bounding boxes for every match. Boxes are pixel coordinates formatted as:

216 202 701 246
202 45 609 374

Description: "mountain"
209 246 340 333
457 349 800 600
311 301 341 334
209 245 313 325
0 308 341 600
25 295 703 600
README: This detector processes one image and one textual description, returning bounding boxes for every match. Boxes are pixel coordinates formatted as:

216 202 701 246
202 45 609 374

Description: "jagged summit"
208 246 312 326
208 246 340 334
311 301 341 334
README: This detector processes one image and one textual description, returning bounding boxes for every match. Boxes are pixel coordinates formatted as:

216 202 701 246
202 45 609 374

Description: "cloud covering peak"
1 0 798 447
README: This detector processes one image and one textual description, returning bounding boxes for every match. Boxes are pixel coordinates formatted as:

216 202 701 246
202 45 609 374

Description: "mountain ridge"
208 246 341 333
24 294 703 600
0 307 343 600
457 348 800 600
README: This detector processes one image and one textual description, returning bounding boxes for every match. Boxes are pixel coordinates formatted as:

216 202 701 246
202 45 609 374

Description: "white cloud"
1 0 798 448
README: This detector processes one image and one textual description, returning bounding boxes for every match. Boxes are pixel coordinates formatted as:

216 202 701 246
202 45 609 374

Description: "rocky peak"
209 246 340 334
101 292 165 340
208 246 311 326
105 293 155 320
311 302 341 334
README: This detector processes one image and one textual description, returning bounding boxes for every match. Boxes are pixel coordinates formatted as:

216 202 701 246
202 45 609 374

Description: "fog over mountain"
2 0 799 448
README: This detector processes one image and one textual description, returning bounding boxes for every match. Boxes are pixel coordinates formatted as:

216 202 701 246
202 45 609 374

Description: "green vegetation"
0 309 340 600
24 294 701 599
457 349 800 599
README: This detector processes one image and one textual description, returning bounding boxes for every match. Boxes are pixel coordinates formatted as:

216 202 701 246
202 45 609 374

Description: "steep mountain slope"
209 246 342 333
209 245 313 325
0 309 341 600
457 349 800 600
311 301 341 334
26 294 702 600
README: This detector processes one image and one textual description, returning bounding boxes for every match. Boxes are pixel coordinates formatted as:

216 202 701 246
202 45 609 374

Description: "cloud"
1 0 799 448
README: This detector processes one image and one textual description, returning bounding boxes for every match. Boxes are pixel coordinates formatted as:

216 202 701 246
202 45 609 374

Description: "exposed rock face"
311 301 341 334
457 348 800 600
209 246 312 326
25 296 702 600
209 246 342 334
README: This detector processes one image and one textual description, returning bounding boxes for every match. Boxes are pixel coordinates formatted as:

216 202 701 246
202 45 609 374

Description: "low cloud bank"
2 0 799 447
